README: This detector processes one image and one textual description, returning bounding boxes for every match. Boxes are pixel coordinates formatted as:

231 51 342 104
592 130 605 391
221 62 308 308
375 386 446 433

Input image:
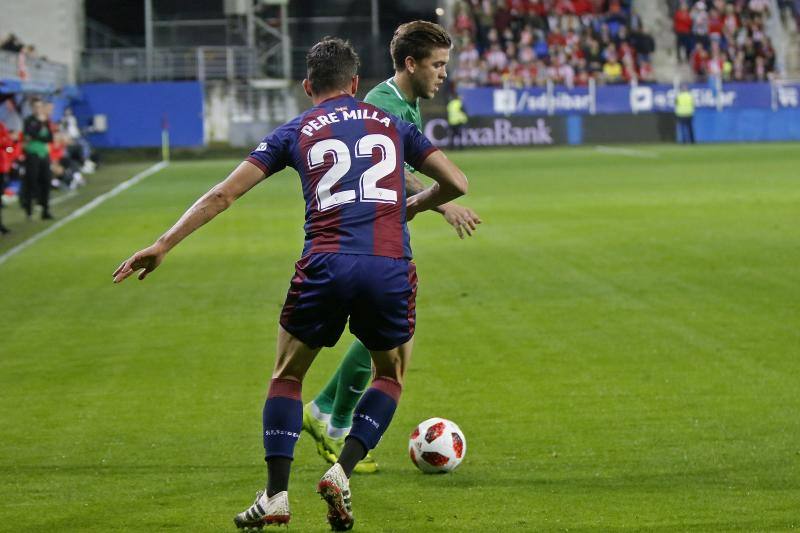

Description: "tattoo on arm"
406 169 447 215
405 170 426 195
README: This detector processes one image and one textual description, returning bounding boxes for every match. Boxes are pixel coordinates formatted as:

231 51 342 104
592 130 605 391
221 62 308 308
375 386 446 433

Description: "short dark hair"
306 37 360 95
390 21 452 71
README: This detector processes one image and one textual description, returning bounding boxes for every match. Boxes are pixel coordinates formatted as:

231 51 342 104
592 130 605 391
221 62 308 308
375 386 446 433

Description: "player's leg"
237 253 348 529
330 340 372 435
234 326 320 529
340 339 411 474
317 339 412 531
302 340 373 466
306 340 377 472
21 156 36 218
317 255 417 530
306 367 338 424
302 367 337 460
38 156 53 219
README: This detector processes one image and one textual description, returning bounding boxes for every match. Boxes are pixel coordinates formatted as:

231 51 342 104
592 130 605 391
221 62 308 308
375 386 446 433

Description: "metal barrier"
0 50 69 87
79 47 257 83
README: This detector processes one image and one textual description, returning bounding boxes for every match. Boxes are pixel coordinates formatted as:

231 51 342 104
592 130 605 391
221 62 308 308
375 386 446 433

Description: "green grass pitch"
1 143 799 531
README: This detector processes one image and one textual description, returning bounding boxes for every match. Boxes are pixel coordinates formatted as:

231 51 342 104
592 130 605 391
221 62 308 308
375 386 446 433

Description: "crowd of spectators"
672 0 778 82
450 0 656 89
1 34 95 233
1 95 93 233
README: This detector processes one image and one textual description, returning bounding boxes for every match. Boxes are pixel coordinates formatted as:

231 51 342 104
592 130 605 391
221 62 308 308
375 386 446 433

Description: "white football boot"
317 463 354 531
233 490 290 529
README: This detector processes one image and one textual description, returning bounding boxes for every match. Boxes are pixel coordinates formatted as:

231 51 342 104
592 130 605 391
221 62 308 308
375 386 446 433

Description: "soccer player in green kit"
302 20 481 473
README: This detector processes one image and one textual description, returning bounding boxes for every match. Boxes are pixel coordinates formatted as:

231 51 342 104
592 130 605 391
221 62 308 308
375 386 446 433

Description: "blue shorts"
280 253 417 351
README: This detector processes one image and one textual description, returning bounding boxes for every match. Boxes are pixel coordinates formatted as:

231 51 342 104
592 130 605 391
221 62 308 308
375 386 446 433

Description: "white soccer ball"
408 417 466 473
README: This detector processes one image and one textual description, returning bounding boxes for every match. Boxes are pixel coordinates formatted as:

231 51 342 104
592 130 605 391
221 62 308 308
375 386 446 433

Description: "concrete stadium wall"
0 0 84 83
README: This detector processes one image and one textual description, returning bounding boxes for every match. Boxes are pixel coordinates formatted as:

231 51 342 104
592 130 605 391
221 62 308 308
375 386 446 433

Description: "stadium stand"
450 0 657 88
448 0 799 87
670 0 778 82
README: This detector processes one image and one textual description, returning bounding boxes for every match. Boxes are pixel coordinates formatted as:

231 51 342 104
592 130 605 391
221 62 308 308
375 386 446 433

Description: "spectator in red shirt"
690 42 709 80
572 0 593 15
528 0 547 16
554 0 576 15
674 1 693 62
548 30 567 47
722 4 739 33
0 121 12 234
453 3 475 37
708 7 724 37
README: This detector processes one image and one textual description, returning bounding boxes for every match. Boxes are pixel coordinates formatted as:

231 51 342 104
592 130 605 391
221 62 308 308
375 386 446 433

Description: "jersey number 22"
308 134 398 210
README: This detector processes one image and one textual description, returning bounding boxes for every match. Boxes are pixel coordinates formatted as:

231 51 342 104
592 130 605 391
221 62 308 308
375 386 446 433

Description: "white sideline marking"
595 145 660 159
0 161 168 268
51 190 79 205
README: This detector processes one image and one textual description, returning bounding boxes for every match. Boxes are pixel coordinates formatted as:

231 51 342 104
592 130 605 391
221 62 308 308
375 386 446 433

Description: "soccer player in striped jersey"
113 38 467 530
302 20 481 474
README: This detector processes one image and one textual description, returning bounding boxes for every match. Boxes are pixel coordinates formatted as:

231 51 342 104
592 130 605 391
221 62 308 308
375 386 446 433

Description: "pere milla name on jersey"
299 107 392 138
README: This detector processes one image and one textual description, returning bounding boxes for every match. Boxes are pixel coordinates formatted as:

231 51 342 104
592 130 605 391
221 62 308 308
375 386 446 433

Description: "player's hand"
442 204 482 239
112 243 166 283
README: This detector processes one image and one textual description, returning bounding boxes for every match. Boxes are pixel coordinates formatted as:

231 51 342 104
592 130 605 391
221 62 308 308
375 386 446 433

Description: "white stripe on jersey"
385 78 405 101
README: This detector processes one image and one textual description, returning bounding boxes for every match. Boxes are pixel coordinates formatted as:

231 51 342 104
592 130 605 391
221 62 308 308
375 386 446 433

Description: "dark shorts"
280 253 417 351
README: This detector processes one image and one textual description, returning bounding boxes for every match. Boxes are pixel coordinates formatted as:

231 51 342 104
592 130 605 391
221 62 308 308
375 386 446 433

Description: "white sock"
327 425 350 439
310 401 331 423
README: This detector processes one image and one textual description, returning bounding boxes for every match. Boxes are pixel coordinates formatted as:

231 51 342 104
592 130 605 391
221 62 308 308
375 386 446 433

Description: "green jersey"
365 77 423 172
364 77 423 132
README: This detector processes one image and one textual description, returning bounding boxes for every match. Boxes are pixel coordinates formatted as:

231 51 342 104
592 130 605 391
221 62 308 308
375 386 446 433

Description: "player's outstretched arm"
405 170 481 238
407 151 468 220
112 160 266 283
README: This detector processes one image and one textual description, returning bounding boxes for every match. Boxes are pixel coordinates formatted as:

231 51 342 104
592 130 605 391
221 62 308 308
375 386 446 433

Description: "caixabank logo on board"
424 117 563 148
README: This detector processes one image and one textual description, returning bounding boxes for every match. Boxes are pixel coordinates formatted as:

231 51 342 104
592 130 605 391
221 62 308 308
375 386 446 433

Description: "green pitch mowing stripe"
0 162 156 254
0 144 798 532
0 162 167 267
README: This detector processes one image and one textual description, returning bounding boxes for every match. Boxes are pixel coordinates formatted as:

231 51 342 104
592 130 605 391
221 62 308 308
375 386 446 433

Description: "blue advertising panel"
461 82 800 117
464 86 593 115
73 81 204 148
695 108 800 142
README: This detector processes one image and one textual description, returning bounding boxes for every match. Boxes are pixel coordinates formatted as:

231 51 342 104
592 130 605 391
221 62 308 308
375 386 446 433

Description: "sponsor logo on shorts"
256 142 267 151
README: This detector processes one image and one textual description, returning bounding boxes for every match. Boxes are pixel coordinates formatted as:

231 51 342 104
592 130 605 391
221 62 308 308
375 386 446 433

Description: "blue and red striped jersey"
246 95 438 260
